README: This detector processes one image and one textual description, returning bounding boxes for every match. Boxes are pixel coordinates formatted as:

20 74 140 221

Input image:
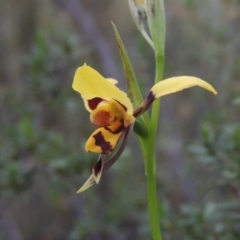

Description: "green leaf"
112 23 149 158
112 24 144 110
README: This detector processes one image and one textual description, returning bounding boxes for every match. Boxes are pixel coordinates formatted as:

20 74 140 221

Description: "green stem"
145 54 164 240
146 153 162 240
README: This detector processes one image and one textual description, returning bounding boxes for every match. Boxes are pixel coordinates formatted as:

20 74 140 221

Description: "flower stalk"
145 54 164 240
72 1 217 239
142 0 166 238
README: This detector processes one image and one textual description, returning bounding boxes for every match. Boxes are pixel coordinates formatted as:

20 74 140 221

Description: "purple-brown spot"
105 119 125 134
133 91 156 117
93 131 112 154
93 158 103 178
114 99 127 112
147 90 155 102
88 97 105 110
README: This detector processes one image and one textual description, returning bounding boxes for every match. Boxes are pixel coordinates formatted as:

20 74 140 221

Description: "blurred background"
0 0 240 239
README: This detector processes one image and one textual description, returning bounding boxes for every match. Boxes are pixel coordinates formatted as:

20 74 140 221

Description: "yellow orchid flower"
73 63 217 193
73 64 135 154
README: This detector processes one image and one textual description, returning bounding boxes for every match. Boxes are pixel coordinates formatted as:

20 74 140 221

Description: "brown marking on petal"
104 119 125 134
88 97 105 110
93 159 102 177
114 99 127 112
147 91 155 101
93 131 112 154
133 91 156 117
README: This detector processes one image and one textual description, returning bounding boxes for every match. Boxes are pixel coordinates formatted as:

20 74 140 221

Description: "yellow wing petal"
150 76 217 99
73 64 133 114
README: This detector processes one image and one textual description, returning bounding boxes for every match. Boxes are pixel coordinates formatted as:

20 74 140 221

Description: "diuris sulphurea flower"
73 63 217 193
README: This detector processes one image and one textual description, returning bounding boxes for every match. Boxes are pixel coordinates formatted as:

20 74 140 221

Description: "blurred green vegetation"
0 0 240 239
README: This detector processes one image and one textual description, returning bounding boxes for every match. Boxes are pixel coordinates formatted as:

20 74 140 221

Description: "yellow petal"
150 76 217 99
123 113 135 128
73 64 133 114
85 127 124 154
